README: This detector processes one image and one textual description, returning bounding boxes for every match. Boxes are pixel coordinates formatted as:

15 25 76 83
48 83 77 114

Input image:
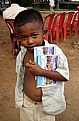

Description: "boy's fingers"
29 60 35 65
25 60 35 67
25 63 29 67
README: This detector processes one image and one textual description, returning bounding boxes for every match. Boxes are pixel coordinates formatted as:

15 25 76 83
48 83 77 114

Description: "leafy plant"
21 0 34 6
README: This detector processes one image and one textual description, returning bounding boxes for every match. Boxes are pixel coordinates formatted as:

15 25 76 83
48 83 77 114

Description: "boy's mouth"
27 46 34 51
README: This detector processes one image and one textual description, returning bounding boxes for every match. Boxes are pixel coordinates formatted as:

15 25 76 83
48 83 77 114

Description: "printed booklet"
34 45 58 88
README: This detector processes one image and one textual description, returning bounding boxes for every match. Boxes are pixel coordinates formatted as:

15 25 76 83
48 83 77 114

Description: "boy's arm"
26 60 68 82
39 69 67 82
26 44 69 82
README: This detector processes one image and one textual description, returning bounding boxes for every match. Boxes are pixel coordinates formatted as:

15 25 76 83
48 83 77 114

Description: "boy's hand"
26 60 43 76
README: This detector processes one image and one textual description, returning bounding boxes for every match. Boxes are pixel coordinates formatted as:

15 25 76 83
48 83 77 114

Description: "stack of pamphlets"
34 45 58 88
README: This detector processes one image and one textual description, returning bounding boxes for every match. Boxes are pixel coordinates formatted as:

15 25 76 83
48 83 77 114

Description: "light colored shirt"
15 40 69 115
49 0 55 7
3 4 27 20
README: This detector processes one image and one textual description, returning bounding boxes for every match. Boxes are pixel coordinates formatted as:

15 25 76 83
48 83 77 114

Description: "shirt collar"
11 4 19 7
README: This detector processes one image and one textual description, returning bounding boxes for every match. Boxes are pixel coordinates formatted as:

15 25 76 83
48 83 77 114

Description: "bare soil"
0 13 79 121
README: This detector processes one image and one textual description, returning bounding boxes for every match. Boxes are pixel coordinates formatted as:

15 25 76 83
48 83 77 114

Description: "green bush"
21 0 34 6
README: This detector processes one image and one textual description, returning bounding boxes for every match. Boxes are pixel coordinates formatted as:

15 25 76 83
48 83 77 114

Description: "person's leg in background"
50 5 54 14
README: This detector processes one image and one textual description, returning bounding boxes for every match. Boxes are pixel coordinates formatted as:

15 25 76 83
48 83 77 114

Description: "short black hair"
14 9 43 28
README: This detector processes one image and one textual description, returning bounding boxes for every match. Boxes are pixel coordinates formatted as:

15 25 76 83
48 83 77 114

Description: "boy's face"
15 21 44 52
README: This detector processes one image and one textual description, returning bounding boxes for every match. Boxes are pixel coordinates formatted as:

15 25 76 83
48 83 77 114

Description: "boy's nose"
28 37 34 44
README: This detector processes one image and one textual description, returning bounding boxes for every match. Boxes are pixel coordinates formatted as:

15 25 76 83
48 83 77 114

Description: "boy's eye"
32 34 38 38
20 35 27 40
17 34 39 41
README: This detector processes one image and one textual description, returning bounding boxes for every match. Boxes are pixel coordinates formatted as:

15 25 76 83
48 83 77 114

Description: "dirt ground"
0 13 79 121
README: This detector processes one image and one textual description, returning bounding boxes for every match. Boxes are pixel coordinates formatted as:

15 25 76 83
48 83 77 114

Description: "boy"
14 9 69 121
